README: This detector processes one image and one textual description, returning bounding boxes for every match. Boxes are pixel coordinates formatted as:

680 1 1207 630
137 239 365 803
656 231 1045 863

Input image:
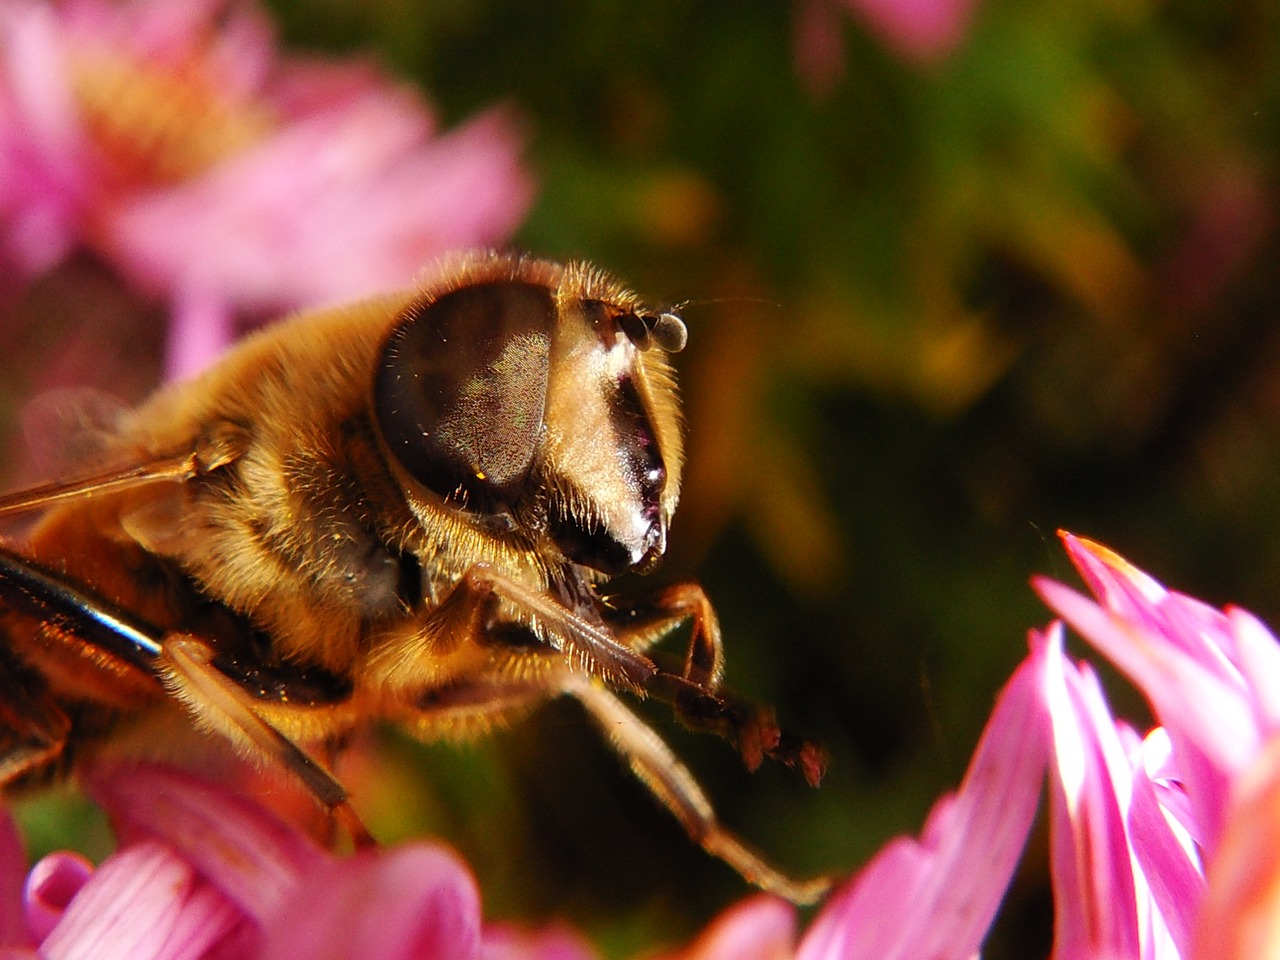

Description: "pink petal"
109 94 531 313
1060 534 1168 618
1129 759 1203 956
1139 729 1199 846
1042 628 1140 959
23 853 93 943
88 762 329 924
163 287 239 379
39 840 244 960
1060 535 1239 682
797 638 1049 960
0 1 91 274
259 843 481 960
481 923 600 960
660 895 795 960
1227 607 1280 731
1035 577 1260 780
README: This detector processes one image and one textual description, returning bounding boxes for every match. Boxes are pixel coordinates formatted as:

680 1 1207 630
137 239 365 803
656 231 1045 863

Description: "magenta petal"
1059 535 1238 680
23 853 93 943
260 843 481 960
39 839 243 960
0 1 89 275
110 96 531 315
1129 759 1204 956
1035 578 1260 777
1042 629 1141 959
797 838 930 960
797 640 1049 960
1036 576 1248 853
1060 533 1168 625
88 762 329 924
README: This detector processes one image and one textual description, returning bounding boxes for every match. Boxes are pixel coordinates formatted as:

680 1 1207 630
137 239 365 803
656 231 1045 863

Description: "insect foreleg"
602 581 725 689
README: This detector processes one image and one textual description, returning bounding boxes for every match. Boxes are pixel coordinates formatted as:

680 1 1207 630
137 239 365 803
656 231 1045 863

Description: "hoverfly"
0 252 826 903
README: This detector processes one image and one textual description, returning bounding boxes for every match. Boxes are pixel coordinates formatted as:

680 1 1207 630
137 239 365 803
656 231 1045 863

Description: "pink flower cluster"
0 0 533 378
0 763 594 959
4 532 1277 959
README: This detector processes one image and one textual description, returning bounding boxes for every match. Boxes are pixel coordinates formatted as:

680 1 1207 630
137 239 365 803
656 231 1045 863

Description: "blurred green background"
10 0 1280 956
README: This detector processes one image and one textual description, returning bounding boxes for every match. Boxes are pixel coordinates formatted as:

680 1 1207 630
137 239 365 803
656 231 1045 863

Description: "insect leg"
395 563 661 693
599 583 824 785
0 423 247 518
387 567 823 783
156 636 372 846
603 581 724 689
644 671 827 786
0 546 370 843
559 669 830 905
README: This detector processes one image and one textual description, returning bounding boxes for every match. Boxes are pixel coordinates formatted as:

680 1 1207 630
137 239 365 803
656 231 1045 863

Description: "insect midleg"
558 669 831 906
374 563 662 693
0 546 371 843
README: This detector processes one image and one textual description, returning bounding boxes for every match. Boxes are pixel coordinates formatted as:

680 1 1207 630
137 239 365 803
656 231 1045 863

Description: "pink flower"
10 533 1280 959
658 894 796 960
0 644 1053 960
0 762 505 959
677 533 1280 960
1036 533 1280 860
1036 531 1280 957
0 0 533 378
1040 621 1202 959
793 0 977 94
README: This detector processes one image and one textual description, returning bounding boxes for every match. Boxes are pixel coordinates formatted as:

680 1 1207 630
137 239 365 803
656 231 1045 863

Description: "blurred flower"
792 0 977 94
0 630 1051 960
0 0 533 378
0 762 562 959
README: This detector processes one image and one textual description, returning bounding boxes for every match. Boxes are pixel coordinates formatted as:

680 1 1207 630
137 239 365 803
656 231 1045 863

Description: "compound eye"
373 281 555 514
